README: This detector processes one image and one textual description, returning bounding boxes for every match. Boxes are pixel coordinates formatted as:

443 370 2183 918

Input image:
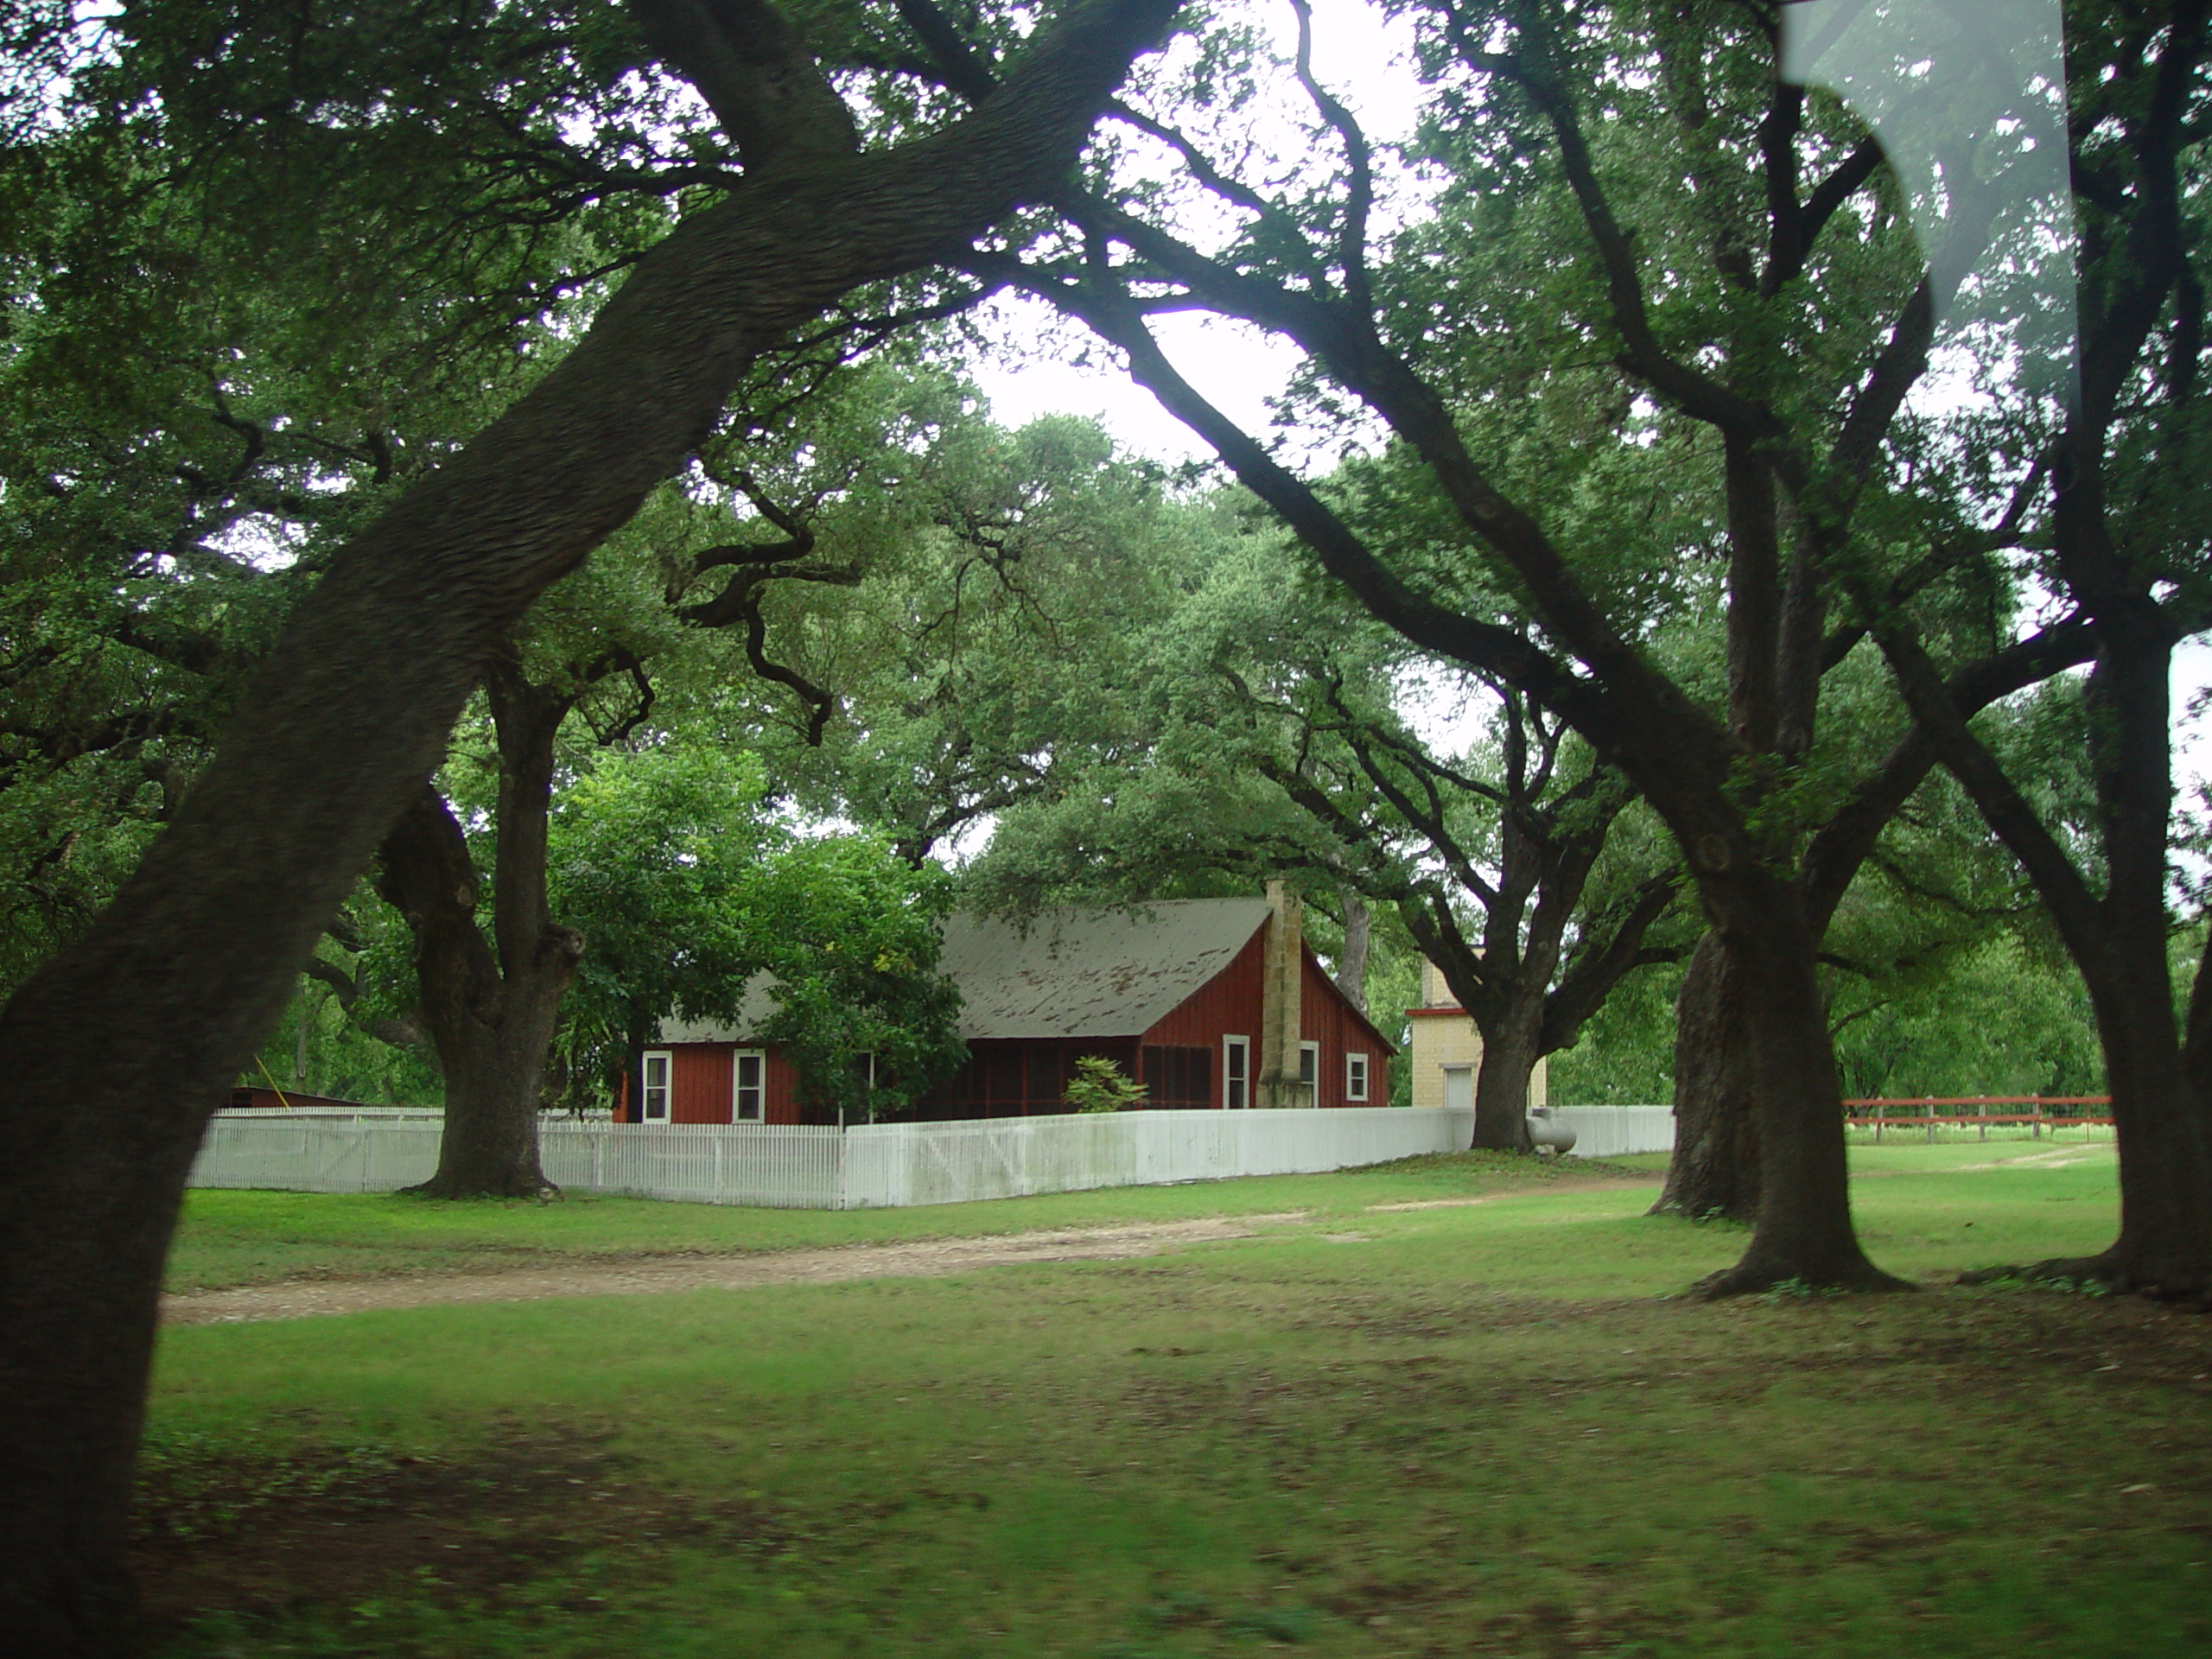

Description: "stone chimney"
1420 957 1461 1008
1256 880 1306 1108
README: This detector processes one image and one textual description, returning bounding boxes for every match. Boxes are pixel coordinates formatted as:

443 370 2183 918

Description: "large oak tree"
955 0 2197 1295
0 0 1179 1648
1870 0 2212 1294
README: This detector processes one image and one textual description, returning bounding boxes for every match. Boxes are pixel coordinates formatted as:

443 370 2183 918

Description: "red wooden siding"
1298 951 1389 1109
1137 933 1389 1109
616 1042 803 1125
1140 1044 1211 1108
623 912 1394 1122
668 1044 729 1124
1140 928 1268 1107
919 1039 1142 1118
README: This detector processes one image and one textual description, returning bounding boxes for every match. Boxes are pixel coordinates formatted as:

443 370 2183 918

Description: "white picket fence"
188 1103 1678 1210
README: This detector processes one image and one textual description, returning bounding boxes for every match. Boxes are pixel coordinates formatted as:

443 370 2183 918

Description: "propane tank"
1527 1105 1578 1154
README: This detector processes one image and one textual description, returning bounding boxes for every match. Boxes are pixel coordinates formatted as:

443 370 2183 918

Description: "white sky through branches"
969 0 1422 460
965 0 2209 790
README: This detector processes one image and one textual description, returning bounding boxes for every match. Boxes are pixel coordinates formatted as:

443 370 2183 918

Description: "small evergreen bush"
1064 1055 1147 1114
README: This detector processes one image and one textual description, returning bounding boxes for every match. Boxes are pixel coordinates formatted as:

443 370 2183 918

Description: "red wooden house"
617 887 1395 1126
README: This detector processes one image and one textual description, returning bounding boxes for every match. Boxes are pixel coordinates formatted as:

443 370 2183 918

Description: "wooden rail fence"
1841 1096 2113 1144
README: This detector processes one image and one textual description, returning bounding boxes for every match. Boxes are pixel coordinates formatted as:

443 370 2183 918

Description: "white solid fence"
188 1103 1680 1209
190 1106 1474 1208
1545 1105 1676 1160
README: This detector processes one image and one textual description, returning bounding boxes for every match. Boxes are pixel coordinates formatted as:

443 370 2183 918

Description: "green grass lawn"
146 1143 2212 1657
163 1151 1676 1294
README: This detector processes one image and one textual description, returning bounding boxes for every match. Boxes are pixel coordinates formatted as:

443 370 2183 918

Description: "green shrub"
1064 1054 1147 1114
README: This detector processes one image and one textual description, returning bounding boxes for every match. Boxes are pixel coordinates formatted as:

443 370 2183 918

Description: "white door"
1442 1065 1474 1114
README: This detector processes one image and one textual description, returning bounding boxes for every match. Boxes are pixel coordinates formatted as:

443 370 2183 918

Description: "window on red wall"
734 1050 765 1122
1346 1051 1370 1103
641 1051 671 1124
1141 1046 1210 1109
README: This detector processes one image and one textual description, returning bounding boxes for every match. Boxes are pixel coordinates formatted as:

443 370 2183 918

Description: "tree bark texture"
1332 888 1370 1014
378 789 563 1198
1684 887 1902 1297
2079 957 2212 1293
0 3 1179 1649
1470 995 1541 1153
375 676 582 1198
1651 931 1760 1222
373 660 585 1198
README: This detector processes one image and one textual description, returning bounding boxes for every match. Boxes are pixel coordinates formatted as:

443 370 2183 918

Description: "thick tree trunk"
2094 998 2212 1294
1891 612 2212 1298
1987 936 2212 1295
1469 1002 1541 1151
1688 894 1908 1296
414 979 572 1197
0 6 1179 1647
1333 889 1370 1014
378 658 585 1198
1652 931 1759 1221
376 785 575 1198
2051 624 2212 1294
2063 613 2212 1294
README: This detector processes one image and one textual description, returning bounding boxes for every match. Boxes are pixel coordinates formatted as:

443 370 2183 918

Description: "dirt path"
1953 1144 2113 1173
165 1173 1675 1327
162 1213 1312 1326
1369 1177 1658 1212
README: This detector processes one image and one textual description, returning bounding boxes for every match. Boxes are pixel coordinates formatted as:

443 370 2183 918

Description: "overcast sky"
965 0 2209 786
967 0 1424 461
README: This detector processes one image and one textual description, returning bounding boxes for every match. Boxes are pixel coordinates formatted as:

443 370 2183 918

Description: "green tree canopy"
546 735 963 1120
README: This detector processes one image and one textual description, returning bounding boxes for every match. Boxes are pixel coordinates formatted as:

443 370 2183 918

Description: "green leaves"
744 835 964 1120
543 736 963 1118
1062 1052 1147 1112
545 737 774 1085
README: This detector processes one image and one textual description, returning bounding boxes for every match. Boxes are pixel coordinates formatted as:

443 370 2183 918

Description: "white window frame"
1299 1040 1320 1106
640 1049 673 1125
1345 1050 1370 1103
733 1048 766 1123
1223 1035 1250 1109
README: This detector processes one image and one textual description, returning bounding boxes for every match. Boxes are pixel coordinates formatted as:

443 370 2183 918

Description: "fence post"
1875 1103 1884 1145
